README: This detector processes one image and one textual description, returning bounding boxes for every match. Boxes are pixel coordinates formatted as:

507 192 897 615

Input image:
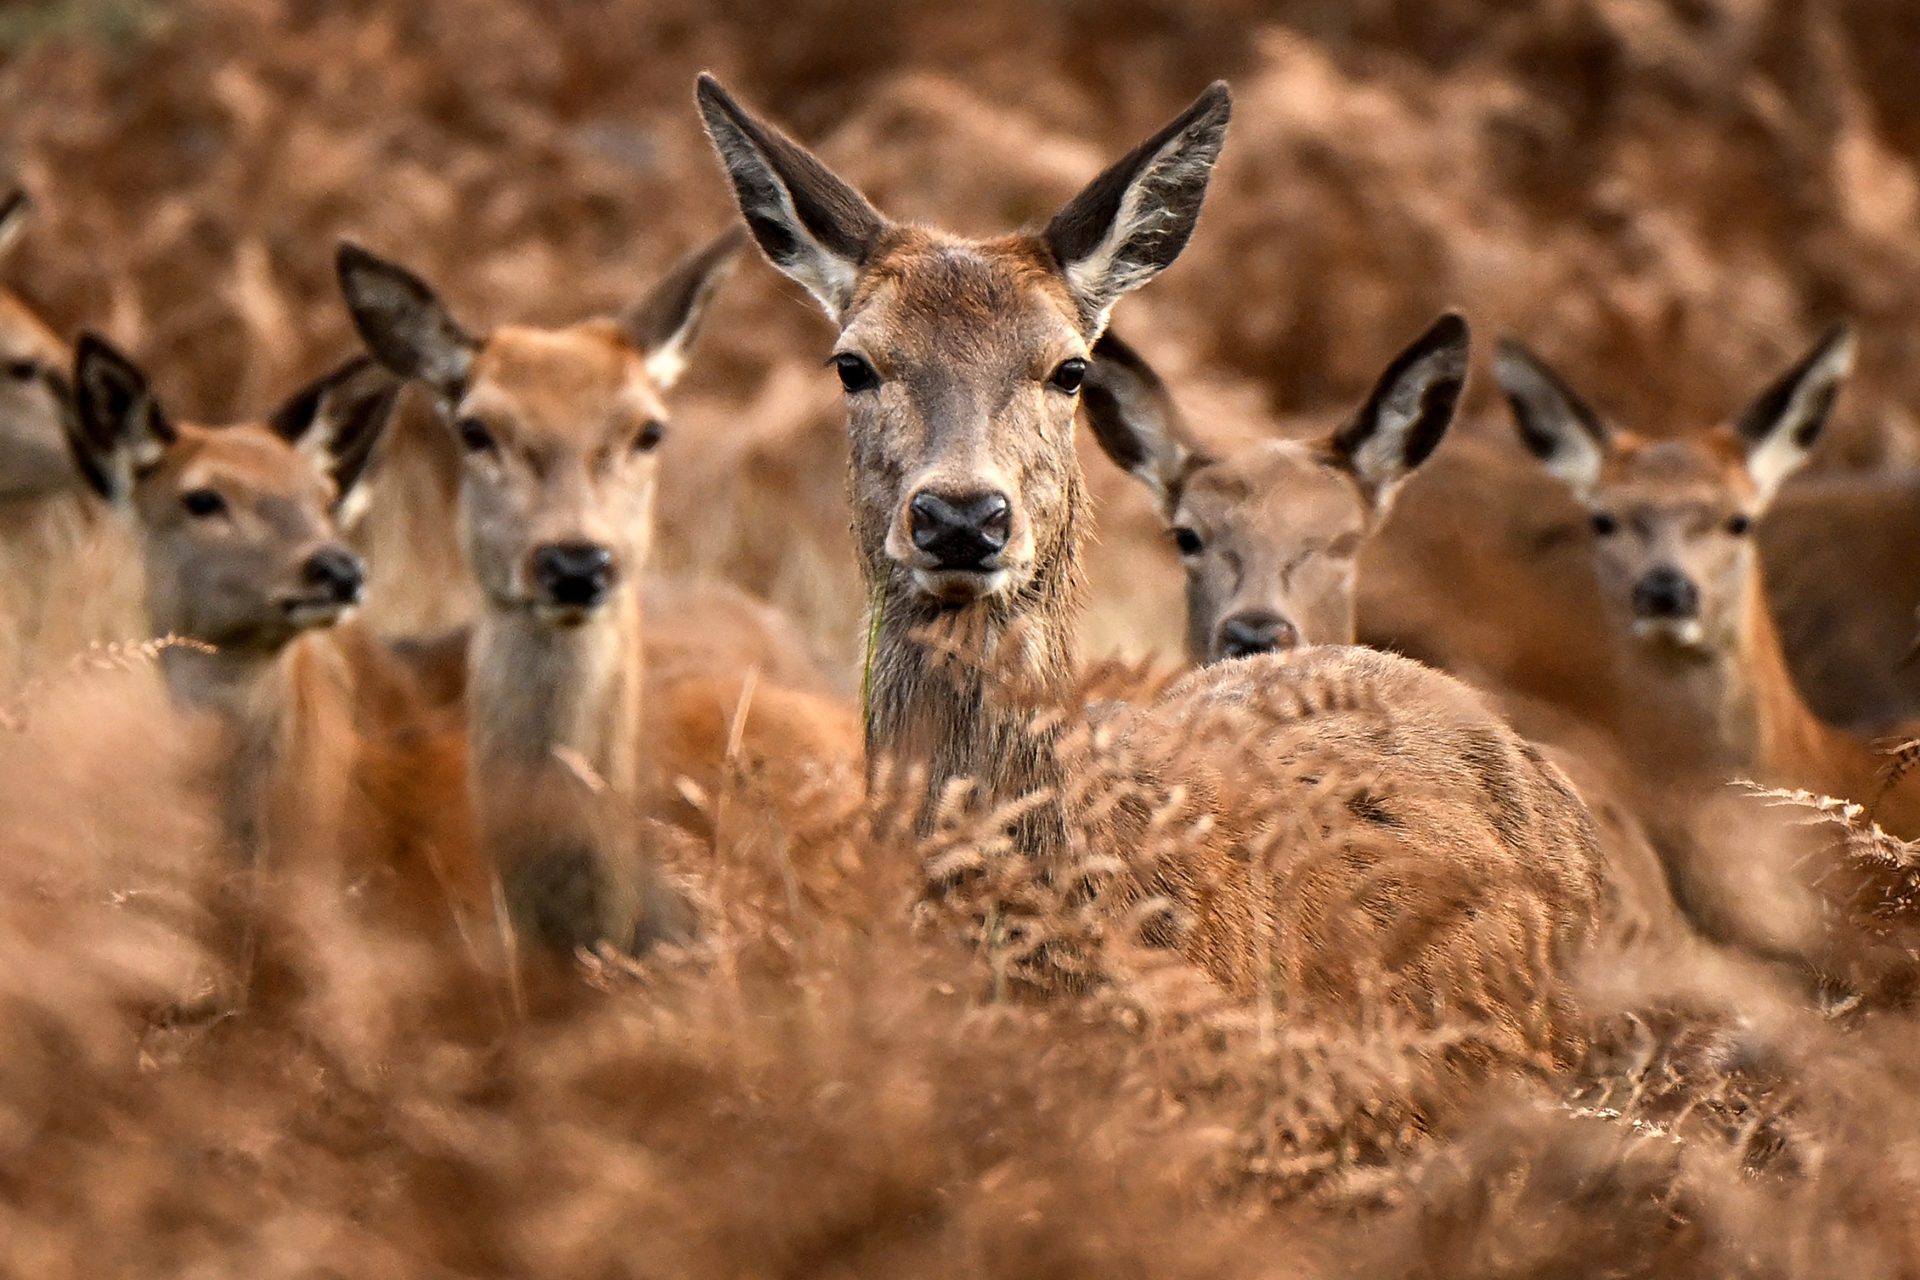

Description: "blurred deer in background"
65 336 488 982
338 231 859 967
0 190 141 679
1498 326 1920 838
699 74 1608 1050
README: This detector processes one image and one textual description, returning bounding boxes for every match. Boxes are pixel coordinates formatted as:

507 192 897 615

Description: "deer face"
69 336 396 650
1498 326 1852 658
1084 314 1470 663
0 191 78 500
697 75 1231 613
336 233 741 626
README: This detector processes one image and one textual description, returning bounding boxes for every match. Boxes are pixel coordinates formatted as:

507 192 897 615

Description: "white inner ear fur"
707 132 861 320
0 207 27 263
1346 347 1457 497
1744 336 1854 504
1494 349 1607 496
1060 130 1211 330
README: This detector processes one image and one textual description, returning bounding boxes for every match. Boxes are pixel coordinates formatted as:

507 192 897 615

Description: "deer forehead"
163 421 328 498
462 322 666 445
1601 435 1755 506
1183 443 1364 538
845 233 1084 367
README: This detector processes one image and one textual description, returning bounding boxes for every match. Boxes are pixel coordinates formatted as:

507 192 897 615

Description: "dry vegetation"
9 0 1920 1274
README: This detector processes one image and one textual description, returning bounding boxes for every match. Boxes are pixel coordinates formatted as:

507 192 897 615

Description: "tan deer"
1080 319 1686 944
0 190 142 678
1494 326 1920 839
336 231 860 964
697 76 1608 1051
65 334 487 958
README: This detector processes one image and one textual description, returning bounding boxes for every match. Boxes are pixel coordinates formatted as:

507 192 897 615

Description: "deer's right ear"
695 74 887 321
269 356 402 507
1080 329 1200 512
0 189 31 264
335 242 477 398
70 333 175 502
1494 338 1612 495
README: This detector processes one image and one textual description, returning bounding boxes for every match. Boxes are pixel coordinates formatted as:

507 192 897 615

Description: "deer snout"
302 546 366 605
1631 567 1700 620
530 540 618 613
1217 610 1299 659
908 489 1011 571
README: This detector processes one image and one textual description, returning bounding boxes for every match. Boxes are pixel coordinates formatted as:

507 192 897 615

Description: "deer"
696 75 1611 1054
335 229 862 966
0 190 143 679
64 334 490 993
1493 327 1920 838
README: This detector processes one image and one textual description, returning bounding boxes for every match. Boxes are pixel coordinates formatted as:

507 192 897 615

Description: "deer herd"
2 77 1914 1044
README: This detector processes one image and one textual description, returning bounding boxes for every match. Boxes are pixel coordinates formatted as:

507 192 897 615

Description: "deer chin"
530 601 603 629
277 595 355 632
1631 615 1708 653
909 566 1012 608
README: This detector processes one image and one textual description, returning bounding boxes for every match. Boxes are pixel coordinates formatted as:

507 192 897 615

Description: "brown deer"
0 190 142 678
697 76 1608 1051
1494 326 1920 838
336 231 860 964
1080 319 1686 944
64 334 487 956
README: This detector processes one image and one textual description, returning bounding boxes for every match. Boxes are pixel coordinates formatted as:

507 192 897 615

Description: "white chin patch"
531 603 599 628
281 600 352 630
1631 616 1707 650
910 568 1011 606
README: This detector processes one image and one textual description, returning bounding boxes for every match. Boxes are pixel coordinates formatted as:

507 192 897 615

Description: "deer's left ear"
70 333 175 502
269 356 402 506
1326 311 1470 513
1736 323 1853 504
622 228 747 391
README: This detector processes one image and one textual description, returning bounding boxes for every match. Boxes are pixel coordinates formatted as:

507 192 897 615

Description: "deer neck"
863 480 1085 853
162 631 358 870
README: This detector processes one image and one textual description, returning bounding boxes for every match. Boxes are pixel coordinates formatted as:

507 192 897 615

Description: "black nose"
1218 610 1300 659
1632 567 1700 619
909 490 1012 571
301 546 365 605
532 541 617 609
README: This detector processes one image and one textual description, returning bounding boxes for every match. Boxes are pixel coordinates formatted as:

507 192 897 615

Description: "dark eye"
1590 511 1619 537
1726 513 1752 536
456 417 497 454
181 488 227 519
1048 357 1088 394
1172 526 1203 556
4 359 36 381
832 353 879 393
634 420 667 452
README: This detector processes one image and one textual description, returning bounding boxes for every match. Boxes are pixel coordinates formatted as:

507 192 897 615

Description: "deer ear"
336 241 477 397
1044 83 1231 332
1494 337 1612 496
695 74 887 321
1081 329 1202 512
0 189 31 264
622 228 747 390
1736 323 1852 504
269 356 402 507
70 333 175 502
1327 312 1470 512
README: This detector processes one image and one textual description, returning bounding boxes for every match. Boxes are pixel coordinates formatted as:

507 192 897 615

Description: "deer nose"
1632 567 1700 619
1218 610 1300 659
302 546 365 605
909 490 1011 571
532 541 617 609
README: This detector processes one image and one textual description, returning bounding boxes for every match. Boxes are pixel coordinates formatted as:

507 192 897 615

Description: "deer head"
335 232 743 628
68 334 397 650
696 74 1231 620
1496 324 1852 658
0 190 79 500
1085 312 1470 663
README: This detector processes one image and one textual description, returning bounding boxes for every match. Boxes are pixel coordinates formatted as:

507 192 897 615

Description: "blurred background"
5 0 1919 683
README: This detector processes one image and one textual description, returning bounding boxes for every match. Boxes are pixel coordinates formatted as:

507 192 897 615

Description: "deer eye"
831 353 879 393
634 420 667 452
1172 526 1204 556
181 488 227 519
1590 511 1619 537
455 417 497 454
1048 357 1088 394
1726 513 1753 537
4 359 37 381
